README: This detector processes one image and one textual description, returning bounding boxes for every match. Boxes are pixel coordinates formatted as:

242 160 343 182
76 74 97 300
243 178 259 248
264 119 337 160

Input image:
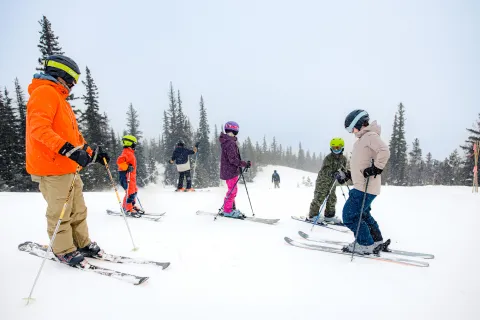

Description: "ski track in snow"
1 165 479 320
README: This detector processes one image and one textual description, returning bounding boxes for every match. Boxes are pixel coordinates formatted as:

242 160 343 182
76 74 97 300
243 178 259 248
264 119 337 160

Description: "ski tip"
136 277 149 285
162 262 171 270
298 231 309 239
284 237 294 244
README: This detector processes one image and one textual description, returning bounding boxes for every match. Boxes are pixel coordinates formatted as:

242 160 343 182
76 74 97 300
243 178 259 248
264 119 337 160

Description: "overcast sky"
0 0 478 159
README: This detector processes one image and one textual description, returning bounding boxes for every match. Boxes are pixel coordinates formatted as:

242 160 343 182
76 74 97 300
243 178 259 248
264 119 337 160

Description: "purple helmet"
224 121 239 133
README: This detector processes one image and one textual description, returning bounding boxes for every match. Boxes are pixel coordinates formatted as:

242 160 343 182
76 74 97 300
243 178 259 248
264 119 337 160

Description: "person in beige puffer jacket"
341 110 390 255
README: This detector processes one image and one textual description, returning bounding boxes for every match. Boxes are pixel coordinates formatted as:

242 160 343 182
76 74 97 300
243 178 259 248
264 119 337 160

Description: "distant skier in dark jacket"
170 141 197 192
272 170 280 188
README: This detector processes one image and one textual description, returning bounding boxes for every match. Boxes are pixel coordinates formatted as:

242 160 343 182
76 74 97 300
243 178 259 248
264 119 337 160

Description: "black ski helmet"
177 141 185 147
44 55 81 86
345 109 369 133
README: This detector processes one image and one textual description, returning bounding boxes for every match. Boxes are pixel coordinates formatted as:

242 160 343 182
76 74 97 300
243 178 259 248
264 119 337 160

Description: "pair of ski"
196 210 280 225
285 231 434 267
106 209 165 222
19 241 170 285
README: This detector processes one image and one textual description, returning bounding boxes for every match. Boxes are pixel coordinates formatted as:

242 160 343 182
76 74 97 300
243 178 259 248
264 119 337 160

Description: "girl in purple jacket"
220 121 250 218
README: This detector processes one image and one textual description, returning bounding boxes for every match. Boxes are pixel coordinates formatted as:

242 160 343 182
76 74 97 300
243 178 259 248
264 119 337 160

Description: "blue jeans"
342 189 383 246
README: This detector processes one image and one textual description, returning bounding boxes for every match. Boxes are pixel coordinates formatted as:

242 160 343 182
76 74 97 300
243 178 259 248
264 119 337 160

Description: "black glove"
334 171 347 185
92 147 110 166
195 141 200 148
246 160 252 169
127 165 134 173
363 165 383 178
59 142 92 167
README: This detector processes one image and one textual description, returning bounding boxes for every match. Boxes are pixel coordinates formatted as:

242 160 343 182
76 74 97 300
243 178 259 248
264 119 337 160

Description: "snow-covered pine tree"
37 16 63 66
0 88 23 191
79 67 110 190
125 103 147 187
408 138 424 186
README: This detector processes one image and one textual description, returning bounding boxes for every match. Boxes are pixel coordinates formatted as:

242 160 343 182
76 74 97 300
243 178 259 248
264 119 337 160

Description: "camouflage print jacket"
317 152 348 183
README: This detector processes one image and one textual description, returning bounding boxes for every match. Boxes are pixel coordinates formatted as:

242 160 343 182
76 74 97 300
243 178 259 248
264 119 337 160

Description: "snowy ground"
1 165 479 320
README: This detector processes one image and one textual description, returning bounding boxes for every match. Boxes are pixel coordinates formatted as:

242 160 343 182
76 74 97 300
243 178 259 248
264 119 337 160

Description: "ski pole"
104 160 138 251
215 168 244 220
240 168 255 217
350 159 373 261
24 166 81 305
339 185 347 201
136 195 145 212
311 179 337 231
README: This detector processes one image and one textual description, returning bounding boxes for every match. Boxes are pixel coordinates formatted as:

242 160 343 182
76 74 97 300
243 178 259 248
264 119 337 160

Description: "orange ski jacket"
117 147 137 193
26 75 90 176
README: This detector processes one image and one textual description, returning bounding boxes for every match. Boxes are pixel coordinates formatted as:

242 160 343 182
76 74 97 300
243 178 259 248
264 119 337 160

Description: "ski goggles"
331 146 343 151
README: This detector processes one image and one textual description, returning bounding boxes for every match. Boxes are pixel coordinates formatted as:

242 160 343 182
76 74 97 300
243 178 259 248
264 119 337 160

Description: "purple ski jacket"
219 132 246 180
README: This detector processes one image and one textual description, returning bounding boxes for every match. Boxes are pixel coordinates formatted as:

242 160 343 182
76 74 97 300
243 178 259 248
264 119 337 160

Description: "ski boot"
79 241 104 258
133 205 145 215
126 209 142 218
342 241 374 255
55 250 86 267
323 216 343 225
184 188 195 192
222 209 246 219
175 188 185 192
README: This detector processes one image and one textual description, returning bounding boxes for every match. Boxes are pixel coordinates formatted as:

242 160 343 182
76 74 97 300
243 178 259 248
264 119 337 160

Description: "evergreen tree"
439 150 462 185
164 83 179 185
262 136 269 164
241 137 257 182
146 138 158 184
194 96 213 188
386 104 408 185
408 138 424 186
385 113 398 184
396 103 408 185
14 78 27 137
79 67 109 190
460 113 480 185
424 152 434 185
37 16 64 66
125 103 147 187
0 88 23 191
270 137 278 165
210 125 221 185
297 143 306 170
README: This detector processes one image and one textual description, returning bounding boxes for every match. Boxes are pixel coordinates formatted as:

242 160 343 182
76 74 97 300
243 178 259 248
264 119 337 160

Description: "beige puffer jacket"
350 121 390 195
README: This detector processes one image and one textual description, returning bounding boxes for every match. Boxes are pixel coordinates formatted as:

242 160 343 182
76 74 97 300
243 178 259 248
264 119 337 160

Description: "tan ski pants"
34 174 91 255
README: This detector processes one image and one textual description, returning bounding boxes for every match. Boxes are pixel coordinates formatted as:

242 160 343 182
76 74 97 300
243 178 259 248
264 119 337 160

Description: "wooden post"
474 141 479 193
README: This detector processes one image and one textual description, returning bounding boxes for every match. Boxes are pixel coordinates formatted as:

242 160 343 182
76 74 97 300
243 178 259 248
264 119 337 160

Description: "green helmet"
122 135 137 148
330 138 344 154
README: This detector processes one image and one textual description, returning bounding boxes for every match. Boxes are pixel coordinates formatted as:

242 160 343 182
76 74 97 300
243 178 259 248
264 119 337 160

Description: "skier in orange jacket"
117 135 143 217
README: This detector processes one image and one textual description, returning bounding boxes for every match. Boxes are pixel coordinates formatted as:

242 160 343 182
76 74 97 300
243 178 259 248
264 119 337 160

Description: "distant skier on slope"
219 121 251 218
117 135 144 217
306 138 348 224
342 109 390 255
272 170 281 188
170 141 197 192
26 55 110 267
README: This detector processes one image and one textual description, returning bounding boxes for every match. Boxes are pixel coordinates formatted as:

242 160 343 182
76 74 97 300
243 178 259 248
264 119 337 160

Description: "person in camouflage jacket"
308 138 348 222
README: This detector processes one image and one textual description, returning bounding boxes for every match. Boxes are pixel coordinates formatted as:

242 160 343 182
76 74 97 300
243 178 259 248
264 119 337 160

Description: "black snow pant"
178 170 192 189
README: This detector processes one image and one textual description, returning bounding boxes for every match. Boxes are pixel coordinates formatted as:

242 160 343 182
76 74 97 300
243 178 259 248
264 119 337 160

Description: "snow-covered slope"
1 166 479 320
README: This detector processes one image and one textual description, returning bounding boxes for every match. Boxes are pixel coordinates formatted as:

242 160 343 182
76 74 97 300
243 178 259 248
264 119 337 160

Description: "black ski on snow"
18 242 149 285
196 210 280 225
291 216 349 233
106 209 163 222
297 231 434 259
284 237 429 267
